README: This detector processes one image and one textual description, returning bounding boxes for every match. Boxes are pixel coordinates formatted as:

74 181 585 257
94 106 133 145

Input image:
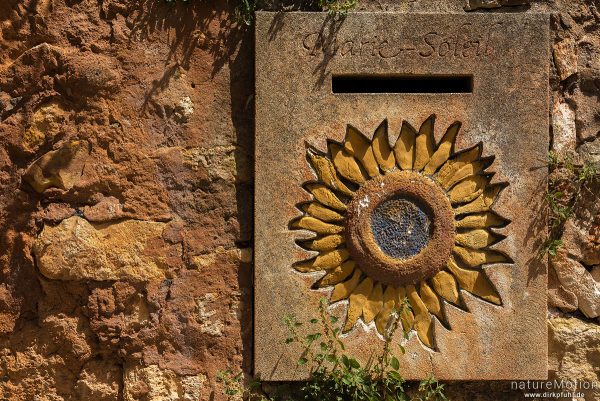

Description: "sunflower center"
345 170 456 286
370 197 431 259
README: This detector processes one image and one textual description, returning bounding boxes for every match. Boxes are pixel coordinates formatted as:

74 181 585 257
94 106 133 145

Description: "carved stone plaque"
255 12 549 381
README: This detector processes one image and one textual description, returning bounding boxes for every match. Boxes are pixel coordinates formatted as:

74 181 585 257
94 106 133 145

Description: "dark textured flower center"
370 197 432 260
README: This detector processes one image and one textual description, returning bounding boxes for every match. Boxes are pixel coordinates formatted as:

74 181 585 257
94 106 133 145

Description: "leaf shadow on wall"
127 0 256 378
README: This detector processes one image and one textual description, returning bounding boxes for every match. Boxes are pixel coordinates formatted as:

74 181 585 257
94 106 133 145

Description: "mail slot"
255 12 549 381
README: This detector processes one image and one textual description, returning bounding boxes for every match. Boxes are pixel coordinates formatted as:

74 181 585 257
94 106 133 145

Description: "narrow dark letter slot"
331 75 473 94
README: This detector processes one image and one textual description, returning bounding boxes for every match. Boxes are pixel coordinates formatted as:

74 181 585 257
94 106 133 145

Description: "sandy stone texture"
0 0 598 400
33 216 181 281
255 10 549 381
0 0 252 400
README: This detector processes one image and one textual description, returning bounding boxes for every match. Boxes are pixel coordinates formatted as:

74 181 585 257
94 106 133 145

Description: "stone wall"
0 0 598 400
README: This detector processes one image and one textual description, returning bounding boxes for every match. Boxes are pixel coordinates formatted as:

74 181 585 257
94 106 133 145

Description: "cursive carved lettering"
301 23 502 60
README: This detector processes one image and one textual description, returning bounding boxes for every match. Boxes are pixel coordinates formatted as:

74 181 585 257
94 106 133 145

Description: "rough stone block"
255 12 549 380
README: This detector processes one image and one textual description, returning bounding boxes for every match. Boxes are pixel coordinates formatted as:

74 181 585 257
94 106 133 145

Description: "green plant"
164 0 358 25
540 238 564 257
546 190 572 231
232 0 359 26
219 298 447 401
217 369 267 400
547 150 560 169
578 160 598 182
235 0 259 26
317 0 358 15
542 150 599 258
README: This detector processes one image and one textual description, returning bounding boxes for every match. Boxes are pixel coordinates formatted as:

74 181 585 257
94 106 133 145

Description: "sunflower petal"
294 259 326 273
406 284 434 348
343 277 374 332
453 184 506 215
448 175 489 204
393 122 417 170
290 216 343 235
331 268 362 302
436 144 481 185
314 248 350 269
363 282 383 323
344 126 380 178
447 256 501 305
423 122 460 175
414 115 436 171
431 270 461 305
455 212 508 229
305 183 347 211
419 281 444 321
307 150 354 196
372 120 395 171
455 229 503 249
375 286 397 335
293 248 350 272
441 159 487 190
329 142 367 184
453 245 511 267
396 286 415 333
299 234 345 251
300 202 344 222
315 260 355 287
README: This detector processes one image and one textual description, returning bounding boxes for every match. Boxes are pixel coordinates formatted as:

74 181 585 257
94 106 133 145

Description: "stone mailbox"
255 12 549 381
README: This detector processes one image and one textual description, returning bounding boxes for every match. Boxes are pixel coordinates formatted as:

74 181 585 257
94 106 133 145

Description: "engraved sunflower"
290 115 512 349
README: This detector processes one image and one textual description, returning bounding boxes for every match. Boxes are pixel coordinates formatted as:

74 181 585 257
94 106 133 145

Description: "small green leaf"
341 355 350 368
298 357 308 365
390 357 400 371
388 370 402 382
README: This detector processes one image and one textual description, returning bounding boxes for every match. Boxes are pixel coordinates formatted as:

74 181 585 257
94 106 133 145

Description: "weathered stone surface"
548 317 600 400
81 195 124 223
548 264 578 312
464 0 530 11
33 216 179 281
123 364 207 401
578 138 600 164
255 11 548 380
74 359 121 401
191 246 253 269
62 51 122 99
553 37 577 81
0 1 253 400
197 292 225 336
574 86 600 143
562 219 600 267
552 99 576 152
551 251 600 319
150 67 195 123
22 101 68 153
23 140 91 193
442 317 600 400
575 32 600 142
0 0 598 399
